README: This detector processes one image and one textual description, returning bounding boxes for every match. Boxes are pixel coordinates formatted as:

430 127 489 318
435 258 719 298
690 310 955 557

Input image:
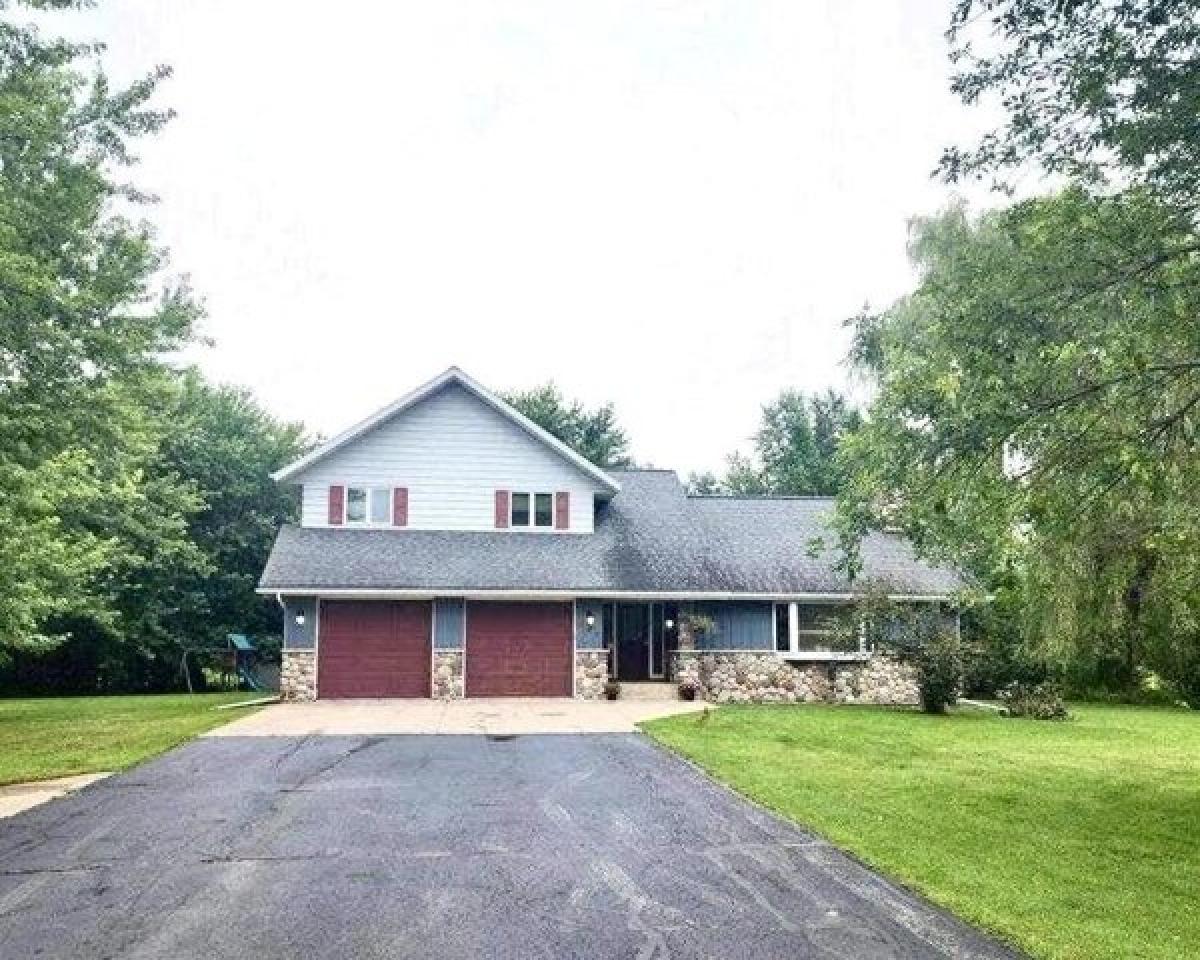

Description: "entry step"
614 682 680 701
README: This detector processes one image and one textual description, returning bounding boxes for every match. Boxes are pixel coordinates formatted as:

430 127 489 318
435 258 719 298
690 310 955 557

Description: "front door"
615 603 650 681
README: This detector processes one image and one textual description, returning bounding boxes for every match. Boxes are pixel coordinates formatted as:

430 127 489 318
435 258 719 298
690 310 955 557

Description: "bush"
916 629 962 714
999 681 1070 720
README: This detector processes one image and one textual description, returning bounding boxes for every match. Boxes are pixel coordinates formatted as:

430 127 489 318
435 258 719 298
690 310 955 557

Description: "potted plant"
678 680 697 702
604 680 621 701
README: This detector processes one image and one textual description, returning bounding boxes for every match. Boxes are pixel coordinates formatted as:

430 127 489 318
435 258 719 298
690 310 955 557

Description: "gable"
291 382 610 532
275 367 618 492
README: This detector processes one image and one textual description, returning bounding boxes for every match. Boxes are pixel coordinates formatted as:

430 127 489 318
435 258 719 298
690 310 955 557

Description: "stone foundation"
575 650 609 699
674 651 918 705
433 651 464 699
280 650 317 701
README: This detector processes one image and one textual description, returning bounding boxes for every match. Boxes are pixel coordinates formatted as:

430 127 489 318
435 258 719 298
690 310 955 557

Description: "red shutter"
328 485 344 525
393 487 409 527
494 490 509 528
554 491 569 530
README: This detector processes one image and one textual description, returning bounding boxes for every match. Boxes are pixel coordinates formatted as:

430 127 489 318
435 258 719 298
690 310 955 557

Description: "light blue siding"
434 598 465 649
283 597 317 649
575 600 603 650
694 601 774 651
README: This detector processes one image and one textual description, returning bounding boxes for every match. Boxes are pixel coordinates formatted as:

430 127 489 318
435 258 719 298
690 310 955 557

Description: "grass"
0 693 260 786
642 704 1200 960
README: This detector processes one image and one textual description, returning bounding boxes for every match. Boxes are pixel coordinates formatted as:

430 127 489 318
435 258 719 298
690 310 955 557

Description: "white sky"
49 1 1002 474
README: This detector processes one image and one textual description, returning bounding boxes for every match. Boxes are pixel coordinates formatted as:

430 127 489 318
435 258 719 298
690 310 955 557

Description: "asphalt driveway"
0 733 1021 959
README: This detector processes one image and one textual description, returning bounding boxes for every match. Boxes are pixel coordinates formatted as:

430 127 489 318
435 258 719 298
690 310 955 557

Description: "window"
774 604 790 652
510 491 555 528
369 488 390 524
346 487 368 524
345 486 391 525
534 493 553 527
511 493 530 526
773 603 862 654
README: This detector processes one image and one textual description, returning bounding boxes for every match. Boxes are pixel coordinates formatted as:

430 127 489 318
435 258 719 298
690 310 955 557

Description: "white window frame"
772 602 869 659
509 491 555 530
343 485 393 527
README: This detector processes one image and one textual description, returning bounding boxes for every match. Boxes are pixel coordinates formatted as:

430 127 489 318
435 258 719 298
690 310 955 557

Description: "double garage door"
317 599 572 699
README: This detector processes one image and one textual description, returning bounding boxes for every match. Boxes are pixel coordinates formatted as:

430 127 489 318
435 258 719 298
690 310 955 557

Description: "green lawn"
642 704 1199 960
0 693 260 786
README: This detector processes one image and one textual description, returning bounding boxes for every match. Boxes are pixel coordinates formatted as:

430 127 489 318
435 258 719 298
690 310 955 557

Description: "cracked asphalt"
0 734 1022 959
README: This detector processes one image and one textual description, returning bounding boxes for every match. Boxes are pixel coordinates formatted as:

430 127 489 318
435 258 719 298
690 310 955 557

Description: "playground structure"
179 633 275 694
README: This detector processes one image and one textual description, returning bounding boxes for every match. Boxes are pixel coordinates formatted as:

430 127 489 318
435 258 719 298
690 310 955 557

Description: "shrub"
999 681 1070 720
916 629 962 714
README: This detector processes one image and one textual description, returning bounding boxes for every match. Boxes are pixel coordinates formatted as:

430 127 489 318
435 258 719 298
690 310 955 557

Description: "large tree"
0 1 199 659
688 390 861 496
502 383 634 467
840 191 1200 694
941 0 1200 204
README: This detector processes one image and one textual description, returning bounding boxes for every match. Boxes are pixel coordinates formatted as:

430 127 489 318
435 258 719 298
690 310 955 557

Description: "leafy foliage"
941 0 1200 204
0 5 306 692
502 382 633 468
998 680 1070 720
687 389 861 495
840 190 1200 697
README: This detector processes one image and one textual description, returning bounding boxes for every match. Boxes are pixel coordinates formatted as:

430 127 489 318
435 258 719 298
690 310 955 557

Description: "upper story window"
346 486 391 526
511 492 555 528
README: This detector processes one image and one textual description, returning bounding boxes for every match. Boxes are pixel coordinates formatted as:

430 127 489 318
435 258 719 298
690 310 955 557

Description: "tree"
0 1 199 660
941 0 1200 205
699 390 861 495
502 383 634 467
839 191 1200 694
158 372 307 649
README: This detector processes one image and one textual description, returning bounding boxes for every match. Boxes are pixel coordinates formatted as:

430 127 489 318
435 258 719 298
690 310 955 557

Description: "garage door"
465 602 572 697
318 600 431 698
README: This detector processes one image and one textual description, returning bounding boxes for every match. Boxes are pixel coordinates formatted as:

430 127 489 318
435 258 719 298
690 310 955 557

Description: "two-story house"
258 367 959 702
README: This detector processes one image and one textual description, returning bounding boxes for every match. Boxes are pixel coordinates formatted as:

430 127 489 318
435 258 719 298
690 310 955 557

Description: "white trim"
779 651 872 662
259 587 955 603
341 484 394 527
571 599 578 698
272 366 620 493
509 490 556 530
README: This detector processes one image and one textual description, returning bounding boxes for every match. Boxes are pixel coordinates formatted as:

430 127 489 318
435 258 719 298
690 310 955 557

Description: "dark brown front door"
465 601 572 697
318 600 431 698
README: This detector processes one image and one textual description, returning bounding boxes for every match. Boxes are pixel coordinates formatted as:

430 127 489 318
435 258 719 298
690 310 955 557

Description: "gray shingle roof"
259 470 960 596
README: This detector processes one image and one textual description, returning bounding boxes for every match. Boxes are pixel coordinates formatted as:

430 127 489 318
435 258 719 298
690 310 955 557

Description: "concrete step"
613 681 679 701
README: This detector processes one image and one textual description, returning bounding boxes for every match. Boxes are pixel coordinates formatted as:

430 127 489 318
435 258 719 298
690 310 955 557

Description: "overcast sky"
51 1 1001 475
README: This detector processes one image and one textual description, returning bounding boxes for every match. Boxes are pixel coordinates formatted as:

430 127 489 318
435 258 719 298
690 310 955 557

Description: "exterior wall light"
664 618 675 630
294 612 306 627
585 611 596 628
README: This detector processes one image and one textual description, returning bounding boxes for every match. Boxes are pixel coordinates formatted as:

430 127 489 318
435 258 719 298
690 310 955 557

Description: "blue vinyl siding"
575 600 603 650
283 597 317 649
434 598 465 649
694 601 774 651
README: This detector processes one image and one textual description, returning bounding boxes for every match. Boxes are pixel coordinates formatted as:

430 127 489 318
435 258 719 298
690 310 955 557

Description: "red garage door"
466 602 572 697
318 600 431 698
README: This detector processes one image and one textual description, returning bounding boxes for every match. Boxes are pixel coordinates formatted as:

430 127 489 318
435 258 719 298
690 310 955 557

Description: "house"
258 367 959 702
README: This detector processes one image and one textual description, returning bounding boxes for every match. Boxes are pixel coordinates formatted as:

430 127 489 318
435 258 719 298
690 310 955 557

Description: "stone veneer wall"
433 651 464 699
674 651 918 705
280 650 317 701
575 651 609 699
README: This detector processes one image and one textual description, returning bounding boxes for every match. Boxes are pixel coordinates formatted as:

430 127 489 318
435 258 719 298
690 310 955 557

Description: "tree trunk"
1122 547 1158 692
